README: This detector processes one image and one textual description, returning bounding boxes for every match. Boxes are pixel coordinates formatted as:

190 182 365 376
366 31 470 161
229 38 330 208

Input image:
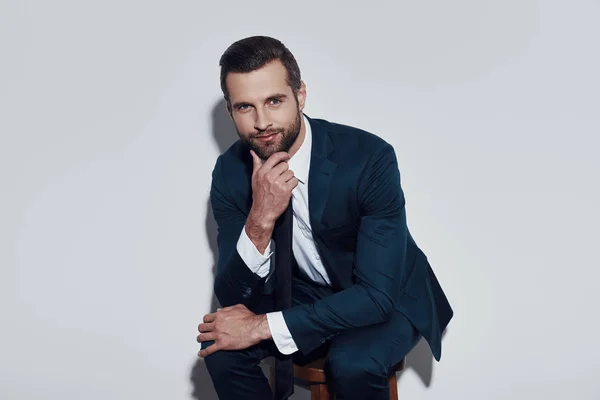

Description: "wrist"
245 210 275 254
248 208 275 231
255 314 272 341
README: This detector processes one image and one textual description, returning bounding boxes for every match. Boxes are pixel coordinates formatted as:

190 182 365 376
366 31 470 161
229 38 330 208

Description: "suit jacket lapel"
306 115 337 229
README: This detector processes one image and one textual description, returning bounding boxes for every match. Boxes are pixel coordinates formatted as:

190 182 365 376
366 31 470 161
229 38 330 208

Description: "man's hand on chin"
196 304 272 358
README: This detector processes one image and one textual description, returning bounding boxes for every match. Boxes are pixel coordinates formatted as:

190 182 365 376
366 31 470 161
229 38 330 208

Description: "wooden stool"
270 357 406 400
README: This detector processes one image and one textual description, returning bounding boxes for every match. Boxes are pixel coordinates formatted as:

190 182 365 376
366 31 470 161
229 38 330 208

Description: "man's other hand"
197 304 271 358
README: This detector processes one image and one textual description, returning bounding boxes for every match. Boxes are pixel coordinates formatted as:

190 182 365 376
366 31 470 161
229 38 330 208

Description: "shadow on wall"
398 329 450 388
190 359 219 400
204 98 239 320
189 99 238 400
189 99 439 398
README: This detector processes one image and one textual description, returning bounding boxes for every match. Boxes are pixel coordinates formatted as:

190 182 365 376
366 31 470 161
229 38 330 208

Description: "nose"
254 108 272 132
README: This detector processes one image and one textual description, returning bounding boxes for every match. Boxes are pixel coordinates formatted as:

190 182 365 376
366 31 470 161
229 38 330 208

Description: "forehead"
226 60 292 102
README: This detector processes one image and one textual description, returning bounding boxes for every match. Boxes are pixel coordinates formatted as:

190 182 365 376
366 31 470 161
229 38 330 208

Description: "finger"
197 331 218 343
285 177 299 190
250 150 263 175
277 169 295 183
261 152 290 171
199 341 220 358
265 160 289 181
203 313 217 323
197 322 214 332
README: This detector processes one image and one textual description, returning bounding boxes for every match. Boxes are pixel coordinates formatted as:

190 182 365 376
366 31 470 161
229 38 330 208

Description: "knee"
326 350 387 385
201 341 240 383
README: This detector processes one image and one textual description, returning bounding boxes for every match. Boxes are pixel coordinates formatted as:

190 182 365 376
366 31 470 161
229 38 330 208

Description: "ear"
297 80 307 111
225 100 233 119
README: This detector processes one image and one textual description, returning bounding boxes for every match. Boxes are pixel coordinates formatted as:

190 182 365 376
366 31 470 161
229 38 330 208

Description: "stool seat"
271 357 406 400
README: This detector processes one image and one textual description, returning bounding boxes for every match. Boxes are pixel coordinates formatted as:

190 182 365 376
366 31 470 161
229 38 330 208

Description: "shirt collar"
287 115 311 185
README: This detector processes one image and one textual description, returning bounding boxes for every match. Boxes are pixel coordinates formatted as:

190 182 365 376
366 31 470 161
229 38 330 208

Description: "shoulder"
309 116 396 163
211 140 251 181
210 140 254 213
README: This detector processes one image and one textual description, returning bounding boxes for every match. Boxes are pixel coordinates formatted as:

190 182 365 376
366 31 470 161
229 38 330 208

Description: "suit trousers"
201 272 421 400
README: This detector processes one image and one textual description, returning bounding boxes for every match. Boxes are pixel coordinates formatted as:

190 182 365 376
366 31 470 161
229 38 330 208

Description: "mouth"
254 133 279 143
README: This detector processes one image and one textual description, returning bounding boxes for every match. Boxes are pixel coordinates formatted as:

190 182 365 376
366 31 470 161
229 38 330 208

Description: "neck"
287 115 306 158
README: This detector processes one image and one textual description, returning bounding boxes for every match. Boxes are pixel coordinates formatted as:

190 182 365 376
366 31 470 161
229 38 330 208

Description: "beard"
237 110 302 161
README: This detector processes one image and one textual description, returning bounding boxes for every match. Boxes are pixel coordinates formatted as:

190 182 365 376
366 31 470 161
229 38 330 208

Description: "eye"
269 98 281 105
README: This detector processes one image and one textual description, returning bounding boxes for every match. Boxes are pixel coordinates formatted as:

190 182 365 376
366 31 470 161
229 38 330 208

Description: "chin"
254 142 285 159
256 147 280 160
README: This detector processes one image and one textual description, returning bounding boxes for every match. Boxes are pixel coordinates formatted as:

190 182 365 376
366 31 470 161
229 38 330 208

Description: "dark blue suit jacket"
210 115 453 361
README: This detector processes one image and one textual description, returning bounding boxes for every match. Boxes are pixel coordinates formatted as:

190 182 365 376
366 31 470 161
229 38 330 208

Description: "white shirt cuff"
267 312 299 355
236 224 274 278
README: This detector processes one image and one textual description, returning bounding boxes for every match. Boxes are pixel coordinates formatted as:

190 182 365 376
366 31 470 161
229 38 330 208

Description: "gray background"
1 0 599 399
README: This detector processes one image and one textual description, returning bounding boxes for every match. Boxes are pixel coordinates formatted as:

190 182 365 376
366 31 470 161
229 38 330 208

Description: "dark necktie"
272 201 294 400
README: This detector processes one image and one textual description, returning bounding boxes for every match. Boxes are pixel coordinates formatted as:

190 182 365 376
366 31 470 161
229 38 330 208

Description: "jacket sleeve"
210 156 270 308
281 143 411 355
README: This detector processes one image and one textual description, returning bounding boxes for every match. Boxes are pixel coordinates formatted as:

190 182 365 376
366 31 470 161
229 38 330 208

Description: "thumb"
250 149 262 173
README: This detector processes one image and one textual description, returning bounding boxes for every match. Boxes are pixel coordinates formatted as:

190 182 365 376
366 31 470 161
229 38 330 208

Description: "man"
197 35 453 400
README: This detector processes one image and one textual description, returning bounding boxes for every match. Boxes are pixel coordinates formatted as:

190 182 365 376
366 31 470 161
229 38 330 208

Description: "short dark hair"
219 36 301 104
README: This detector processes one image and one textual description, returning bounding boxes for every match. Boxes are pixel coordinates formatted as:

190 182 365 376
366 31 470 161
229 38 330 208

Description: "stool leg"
388 373 398 400
310 383 331 400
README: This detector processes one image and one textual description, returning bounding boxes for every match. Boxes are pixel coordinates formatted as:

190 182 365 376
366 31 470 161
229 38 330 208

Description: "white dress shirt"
236 115 332 355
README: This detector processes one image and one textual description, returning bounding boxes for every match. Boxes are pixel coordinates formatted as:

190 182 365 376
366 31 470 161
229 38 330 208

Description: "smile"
255 133 278 143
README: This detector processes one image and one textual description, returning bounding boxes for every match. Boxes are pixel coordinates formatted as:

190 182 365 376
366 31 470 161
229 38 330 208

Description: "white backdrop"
1 0 599 399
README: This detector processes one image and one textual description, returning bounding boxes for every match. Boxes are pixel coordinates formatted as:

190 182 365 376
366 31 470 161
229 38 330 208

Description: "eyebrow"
232 93 288 110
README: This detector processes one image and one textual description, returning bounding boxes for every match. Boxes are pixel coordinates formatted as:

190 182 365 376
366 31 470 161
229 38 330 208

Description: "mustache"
250 128 284 138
